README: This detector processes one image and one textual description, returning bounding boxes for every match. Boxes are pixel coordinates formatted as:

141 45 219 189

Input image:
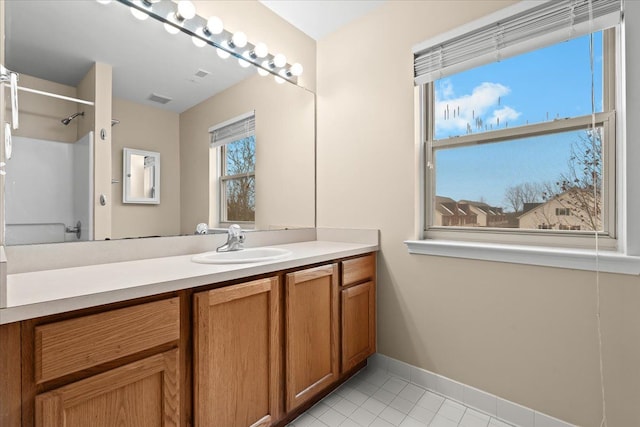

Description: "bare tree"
503 182 543 213
224 137 256 222
542 129 602 231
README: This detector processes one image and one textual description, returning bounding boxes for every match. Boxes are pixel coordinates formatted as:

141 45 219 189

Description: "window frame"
407 3 640 275
218 137 256 226
420 29 618 251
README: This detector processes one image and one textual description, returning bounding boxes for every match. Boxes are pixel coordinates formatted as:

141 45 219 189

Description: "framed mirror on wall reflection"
1 0 316 245
123 148 160 205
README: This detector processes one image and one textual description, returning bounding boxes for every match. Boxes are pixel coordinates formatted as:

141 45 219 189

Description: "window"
209 112 256 224
413 0 621 250
220 137 255 223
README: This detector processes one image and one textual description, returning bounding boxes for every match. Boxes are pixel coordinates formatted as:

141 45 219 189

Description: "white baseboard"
367 353 575 427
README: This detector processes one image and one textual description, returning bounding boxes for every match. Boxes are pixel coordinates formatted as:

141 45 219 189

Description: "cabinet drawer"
341 254 375 287
35 298 180 384
35 349 180 427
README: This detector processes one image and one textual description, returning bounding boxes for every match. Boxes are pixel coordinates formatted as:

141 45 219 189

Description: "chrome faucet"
195 223 209 235
216 224 245 252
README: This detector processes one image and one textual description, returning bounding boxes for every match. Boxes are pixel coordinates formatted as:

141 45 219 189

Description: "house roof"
517 189 596 219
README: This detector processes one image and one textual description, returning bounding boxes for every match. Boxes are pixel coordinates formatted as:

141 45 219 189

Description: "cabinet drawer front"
35 298 180 384
35 349 180 427
342 254 375 287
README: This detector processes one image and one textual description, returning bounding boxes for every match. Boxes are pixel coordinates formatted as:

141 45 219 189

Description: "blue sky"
434 32 603 209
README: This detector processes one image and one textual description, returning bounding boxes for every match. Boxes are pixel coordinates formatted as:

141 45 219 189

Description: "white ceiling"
259 0 386 41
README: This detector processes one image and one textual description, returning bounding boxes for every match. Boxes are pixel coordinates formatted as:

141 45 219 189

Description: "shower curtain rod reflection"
2 83 95 106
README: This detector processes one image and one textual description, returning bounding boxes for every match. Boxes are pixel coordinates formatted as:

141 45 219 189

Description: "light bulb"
232 31 248 48
130 7 149 20
176 0 196 20
258 60 270 76
253 42 268 58
275 75 285 84
238 54 251 68
192 28 207 47
273 53 287 68
217 42 231 59
96 0 112 4
290 63 303 76
164 20 180 34
205 16 223 35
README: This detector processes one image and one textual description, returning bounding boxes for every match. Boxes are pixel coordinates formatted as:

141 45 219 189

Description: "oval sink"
191 247 292 264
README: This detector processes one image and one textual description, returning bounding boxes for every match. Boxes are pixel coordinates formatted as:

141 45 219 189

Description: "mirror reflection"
123 148 160 204
3 0 315 245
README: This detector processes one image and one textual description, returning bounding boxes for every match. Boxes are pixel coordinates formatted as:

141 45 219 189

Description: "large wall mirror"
2 0 315 245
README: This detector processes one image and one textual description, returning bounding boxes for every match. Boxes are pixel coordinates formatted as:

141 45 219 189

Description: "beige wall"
316 1 639 426
111 97 181 239
179 74 315 233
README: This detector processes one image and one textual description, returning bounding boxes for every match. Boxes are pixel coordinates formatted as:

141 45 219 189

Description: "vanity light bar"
115 0 302 84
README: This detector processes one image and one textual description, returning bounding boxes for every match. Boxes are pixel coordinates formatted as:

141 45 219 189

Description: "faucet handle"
228 224 243 237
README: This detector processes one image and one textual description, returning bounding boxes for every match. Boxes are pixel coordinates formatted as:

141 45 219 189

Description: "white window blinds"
209 111 255 148
413 0 622 85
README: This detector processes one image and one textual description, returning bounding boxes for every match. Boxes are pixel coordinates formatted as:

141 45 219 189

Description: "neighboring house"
460 200 509 228
434 196 477 226
434 196 507 227
517 190 601 231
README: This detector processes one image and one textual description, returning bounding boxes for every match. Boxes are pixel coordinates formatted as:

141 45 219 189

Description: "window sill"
404 239 640 275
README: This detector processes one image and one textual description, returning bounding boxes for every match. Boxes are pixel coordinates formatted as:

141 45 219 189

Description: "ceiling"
259 0 386 41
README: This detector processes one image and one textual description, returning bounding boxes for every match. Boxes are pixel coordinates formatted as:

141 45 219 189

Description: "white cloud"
437 79 455 98
435 82 520 137
490 106 521 127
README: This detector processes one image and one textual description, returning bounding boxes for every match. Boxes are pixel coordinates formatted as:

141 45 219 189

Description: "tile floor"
288 367 517 427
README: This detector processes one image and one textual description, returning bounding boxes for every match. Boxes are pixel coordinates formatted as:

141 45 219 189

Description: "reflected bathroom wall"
111 98 180 239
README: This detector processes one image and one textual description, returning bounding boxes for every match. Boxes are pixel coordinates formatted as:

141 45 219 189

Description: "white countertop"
0 240 377 324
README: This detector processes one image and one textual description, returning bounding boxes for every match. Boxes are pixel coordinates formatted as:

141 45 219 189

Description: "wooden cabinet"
341 254 376 372
35 349 179 427
34 298 180 384
28 298 181 427
193 277 281 427
285 264 339 412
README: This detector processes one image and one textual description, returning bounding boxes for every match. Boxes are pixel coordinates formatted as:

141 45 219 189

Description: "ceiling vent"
148 93 172 104
195 69 210 78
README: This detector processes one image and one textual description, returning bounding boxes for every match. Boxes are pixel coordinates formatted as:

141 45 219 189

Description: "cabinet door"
285 264 339 412
35 349 179 427
194 277 280 427
342 281 376 372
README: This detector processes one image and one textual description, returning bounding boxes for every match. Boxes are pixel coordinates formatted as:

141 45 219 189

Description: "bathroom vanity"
0 238 377 427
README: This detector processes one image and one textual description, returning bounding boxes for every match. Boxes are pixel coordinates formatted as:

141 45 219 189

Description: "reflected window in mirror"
210 112 256 225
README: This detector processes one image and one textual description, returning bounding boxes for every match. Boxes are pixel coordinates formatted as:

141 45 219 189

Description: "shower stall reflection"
4 132 94 244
